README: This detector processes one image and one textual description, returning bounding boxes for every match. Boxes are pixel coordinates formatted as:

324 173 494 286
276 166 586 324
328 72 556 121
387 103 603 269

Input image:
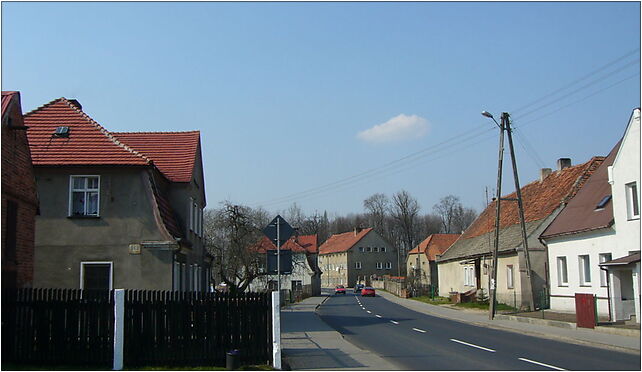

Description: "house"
437 157 603 309
601 108 640 323
1 91 38 288
250 234 321 296
318 227 397 287
24 97 208 291
406 233 459 288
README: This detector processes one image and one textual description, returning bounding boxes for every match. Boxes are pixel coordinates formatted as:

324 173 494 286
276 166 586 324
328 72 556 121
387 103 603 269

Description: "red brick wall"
1 93 38 288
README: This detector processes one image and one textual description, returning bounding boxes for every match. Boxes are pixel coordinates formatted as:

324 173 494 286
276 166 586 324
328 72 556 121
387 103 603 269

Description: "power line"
512 129 546 169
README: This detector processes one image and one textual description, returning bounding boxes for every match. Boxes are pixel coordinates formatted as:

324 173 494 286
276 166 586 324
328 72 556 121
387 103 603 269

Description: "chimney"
354 226 364 236
67 99 82 111
557 158 571 171
540 168 552 182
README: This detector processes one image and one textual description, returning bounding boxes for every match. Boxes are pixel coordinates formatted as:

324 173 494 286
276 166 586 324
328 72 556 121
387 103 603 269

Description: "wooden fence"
2 289 272 368
1 288 114 368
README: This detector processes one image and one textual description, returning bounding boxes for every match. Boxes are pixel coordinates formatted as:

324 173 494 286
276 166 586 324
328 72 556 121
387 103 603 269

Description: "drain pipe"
600 266 612 322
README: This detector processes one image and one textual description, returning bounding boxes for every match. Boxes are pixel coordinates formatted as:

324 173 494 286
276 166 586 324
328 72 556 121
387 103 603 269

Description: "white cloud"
357 114 430 144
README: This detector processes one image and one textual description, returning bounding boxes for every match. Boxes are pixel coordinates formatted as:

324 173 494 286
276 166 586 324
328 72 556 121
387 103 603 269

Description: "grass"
454 301 516 312
410 296 451 305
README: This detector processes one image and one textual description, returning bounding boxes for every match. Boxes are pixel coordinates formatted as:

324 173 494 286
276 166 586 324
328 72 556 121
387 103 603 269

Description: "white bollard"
272 291 281 370
113 289 125 370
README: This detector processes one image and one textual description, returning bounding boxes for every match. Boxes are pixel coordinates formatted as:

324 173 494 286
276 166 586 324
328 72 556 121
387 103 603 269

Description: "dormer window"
54 126 70 137
595 195 611 210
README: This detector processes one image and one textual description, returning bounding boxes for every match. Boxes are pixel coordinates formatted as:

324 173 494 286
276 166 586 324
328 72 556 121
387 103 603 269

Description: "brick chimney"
557 158 571 171
540 168 552 182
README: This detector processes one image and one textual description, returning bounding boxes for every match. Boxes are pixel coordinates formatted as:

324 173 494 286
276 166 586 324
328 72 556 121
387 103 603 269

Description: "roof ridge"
23 96 63 117
113 130 200 135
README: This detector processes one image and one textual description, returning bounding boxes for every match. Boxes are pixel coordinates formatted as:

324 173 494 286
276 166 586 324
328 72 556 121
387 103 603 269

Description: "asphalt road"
317 290 640 370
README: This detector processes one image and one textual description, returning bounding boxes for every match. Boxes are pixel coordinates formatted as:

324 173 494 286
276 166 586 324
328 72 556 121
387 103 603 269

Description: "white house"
604 108 640 323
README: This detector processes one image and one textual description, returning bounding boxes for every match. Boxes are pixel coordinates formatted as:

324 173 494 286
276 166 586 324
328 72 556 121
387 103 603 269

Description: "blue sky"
3 2 640 217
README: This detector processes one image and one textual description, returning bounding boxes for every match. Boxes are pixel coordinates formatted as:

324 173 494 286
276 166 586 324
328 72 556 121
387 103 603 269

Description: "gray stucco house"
25 97 209 291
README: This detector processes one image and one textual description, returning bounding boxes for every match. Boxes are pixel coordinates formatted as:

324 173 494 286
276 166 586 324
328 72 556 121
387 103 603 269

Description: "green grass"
410 296 451 305
454 301 516 311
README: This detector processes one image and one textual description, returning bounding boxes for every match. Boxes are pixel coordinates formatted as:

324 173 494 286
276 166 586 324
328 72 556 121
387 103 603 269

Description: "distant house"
24 97 208 291
601 108 640 323
318 227 397 288
250 234 321 296
406 233 459 288
1 91 38 288
437 157 602 309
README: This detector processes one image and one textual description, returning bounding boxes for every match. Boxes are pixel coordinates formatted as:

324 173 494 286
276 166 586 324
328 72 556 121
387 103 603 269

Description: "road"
317 290 640 370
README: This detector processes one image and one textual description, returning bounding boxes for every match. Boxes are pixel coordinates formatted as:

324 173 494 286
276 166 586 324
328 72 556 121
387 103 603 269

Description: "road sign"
267 250 292 275
262 215 294 245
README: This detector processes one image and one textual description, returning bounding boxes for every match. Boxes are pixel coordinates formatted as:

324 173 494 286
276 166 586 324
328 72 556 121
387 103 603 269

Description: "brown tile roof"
438 157 603 262
112 131 200 183
408 234 460 260
319 228 373 254
254 234 319 254
541 141 620 239
2 91 19 117
24 98 152 166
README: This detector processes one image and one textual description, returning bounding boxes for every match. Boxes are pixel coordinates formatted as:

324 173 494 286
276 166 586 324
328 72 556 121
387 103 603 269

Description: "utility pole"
485 112 535 320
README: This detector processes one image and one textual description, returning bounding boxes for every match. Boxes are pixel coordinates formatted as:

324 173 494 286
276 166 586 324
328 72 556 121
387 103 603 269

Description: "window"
173 261 181 291
599 253 612 287
70 176 100 216
381 247 386 252
595 195 611 210
626 182 639 219
385 262 392 270
189 198 194 231
374 247 379 252
506 265 514 289
463 266 475 286
557 257 568 286
4 200 17 262
366 247 372 252
376 262 383 270
359 247 364 252
579 255 591 285
80 262 113 290
291 280 303 291
355 262 362 269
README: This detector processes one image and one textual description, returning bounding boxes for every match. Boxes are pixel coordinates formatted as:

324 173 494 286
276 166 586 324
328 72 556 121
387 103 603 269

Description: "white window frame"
599 253 612 287
381 247 386 252
579 255 591 286
557 256 568 286
69 175 101 217
385 262 392 270
374 247 379 252
355 262 362 269
463 266 475 287
626 182 640 220
506 265 514 289
376 262 383 270
367 247 372 252
358 247 364 252
79 261 113 290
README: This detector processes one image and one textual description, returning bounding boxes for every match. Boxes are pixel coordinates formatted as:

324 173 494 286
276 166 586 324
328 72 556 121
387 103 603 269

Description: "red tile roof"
24 98 151 166
319 228 373 254
409 234 460 261
112 131 200 183
460 157 604 240
2 91 19 117
254 234 318 254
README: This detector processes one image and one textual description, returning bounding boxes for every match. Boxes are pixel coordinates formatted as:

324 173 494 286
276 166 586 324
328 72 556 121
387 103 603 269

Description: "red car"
334 285 346 295
361 287 376 297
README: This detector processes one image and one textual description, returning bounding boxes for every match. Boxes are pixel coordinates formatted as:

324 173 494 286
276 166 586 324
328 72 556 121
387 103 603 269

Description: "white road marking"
449 339 495 352
518 358 566 370
375 314 382 318
367 310 372 314
412 328 427 333
390 320 399 325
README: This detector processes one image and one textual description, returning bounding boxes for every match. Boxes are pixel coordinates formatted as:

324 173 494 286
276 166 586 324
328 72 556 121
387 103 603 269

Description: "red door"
575 293 596 328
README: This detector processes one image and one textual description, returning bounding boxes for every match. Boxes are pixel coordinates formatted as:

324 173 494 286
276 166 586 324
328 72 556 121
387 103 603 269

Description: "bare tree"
452 206 477 234
391 190 421 266
363 193 389 235
204 202 267 294
416 213 442 239
433 195 477 234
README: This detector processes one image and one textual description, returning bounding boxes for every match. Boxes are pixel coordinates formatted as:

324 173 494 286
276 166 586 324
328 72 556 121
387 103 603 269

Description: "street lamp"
482 111 500 128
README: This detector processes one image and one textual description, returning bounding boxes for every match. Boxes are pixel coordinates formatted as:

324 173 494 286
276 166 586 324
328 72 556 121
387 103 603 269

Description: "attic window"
54 126 70 137
595 195 612 210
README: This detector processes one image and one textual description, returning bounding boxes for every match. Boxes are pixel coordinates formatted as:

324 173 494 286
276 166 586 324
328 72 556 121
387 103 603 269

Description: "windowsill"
579 284 592 287
627 216 640 221
558 284 569 287
67 215 100 219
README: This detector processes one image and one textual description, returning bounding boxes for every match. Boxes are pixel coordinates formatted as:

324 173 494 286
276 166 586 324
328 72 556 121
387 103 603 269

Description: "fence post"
113 289 125 370
271 291 281 370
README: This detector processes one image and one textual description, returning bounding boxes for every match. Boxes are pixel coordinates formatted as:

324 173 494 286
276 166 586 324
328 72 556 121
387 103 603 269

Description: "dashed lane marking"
375 315 382 318
367 311 372 314
518 358 566 370
412 328 427 333
449 339 495 353
390 320 399 325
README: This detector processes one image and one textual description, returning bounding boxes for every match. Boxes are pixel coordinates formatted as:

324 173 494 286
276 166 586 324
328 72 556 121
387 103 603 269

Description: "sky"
2 1 640 218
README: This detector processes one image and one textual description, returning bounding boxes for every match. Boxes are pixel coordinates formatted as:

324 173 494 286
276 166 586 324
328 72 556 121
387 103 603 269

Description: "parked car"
361 287 376 297
335 285 346 295
354 284 365 293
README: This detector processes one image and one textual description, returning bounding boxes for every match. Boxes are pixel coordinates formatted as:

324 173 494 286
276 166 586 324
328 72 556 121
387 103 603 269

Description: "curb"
495 314 577 329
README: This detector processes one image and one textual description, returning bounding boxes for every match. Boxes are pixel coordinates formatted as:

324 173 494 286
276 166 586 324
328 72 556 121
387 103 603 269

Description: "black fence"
1 288 114 368
123 290 272 367
2 289 273 368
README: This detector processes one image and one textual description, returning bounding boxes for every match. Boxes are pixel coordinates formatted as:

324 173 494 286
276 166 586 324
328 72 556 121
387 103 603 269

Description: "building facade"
406 234 459 288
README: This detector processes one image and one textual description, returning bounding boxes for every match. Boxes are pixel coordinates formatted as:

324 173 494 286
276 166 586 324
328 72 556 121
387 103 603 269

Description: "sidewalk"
281 294 398 370
377 290 640 354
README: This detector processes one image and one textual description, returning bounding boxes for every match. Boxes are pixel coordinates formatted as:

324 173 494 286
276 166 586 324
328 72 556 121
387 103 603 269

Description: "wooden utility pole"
488 112 535 320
